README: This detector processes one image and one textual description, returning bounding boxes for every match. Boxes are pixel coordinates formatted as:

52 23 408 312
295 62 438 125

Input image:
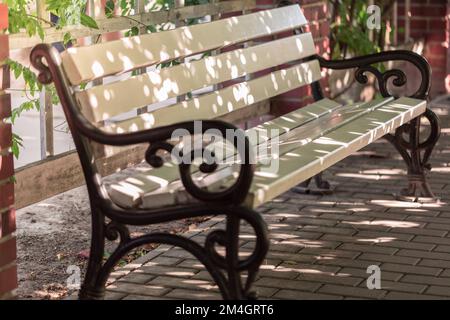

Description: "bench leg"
225 214 243 299
385 109 441 202
78 209 107 300
291 173 334 195
77 207 268 300
207 207 269 299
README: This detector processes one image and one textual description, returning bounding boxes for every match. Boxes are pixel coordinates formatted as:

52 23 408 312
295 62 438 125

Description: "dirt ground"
16 176 208 299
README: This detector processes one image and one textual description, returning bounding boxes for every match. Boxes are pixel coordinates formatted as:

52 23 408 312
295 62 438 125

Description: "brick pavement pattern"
103 99 450 300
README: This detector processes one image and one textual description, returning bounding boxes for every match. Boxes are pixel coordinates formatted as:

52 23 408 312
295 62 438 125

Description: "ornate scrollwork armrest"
316 50 431 100
318 51 441 201
144 120 255 206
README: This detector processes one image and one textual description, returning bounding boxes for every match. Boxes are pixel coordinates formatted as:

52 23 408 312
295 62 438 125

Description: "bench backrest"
59 4 322 164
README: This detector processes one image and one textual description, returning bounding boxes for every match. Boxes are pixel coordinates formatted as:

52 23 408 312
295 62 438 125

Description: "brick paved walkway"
103 97 450 300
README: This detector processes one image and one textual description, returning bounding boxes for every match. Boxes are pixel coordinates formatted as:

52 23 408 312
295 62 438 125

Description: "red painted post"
446 0 450 93
0 1 18 300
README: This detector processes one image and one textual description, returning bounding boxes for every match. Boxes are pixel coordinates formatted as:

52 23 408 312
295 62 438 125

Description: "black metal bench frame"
30 12 440 301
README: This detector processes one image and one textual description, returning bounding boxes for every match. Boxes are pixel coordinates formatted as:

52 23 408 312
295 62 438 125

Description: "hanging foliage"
329 0 398 59
4 0 205 159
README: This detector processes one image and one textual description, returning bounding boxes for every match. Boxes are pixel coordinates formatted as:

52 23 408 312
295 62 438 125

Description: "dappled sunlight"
283 267 334 276
164 271 195 277
98 98 450 298
270 233 306 240
403 208 436 213
260 264 278 271
108 283 166 291
62 5 307 85
357 237 396 243
16 0 450 300
73 4 448 295
99 60 320 131
336 173 395 181
343 220 421 229
370 199 443 209
348 207 371 213
280 239 333 248
431 166 450 173
359 168 406 175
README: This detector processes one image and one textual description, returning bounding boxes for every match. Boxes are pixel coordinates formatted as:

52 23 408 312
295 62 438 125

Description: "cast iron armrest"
30 43 254 205
317 50 439 174
70 115 255 205
315 50 431 100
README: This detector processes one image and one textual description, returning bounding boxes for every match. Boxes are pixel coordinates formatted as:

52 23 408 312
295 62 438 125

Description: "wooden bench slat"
108 98 343 207
62 5 307 85
109 162 182 207
107 97 425 209
139 97 395 207
265 97 396 152
247 97 426 207
76 33 317 122
100 59 322 133
139 97 425 209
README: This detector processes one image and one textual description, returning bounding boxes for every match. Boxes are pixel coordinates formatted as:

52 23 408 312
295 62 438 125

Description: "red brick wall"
0 2 18 300
256 0 330 115
398 0 449 97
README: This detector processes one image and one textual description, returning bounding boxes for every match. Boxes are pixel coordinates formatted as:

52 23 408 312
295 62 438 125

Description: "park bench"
30 3 440 300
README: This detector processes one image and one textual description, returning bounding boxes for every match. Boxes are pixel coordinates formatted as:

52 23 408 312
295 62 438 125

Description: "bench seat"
108 96 426 209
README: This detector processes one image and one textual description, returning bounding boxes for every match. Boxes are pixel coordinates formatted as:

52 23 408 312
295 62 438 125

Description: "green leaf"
80 13 99 29
37 25 45 41
146 25 157 33
105 0 115 18
11 143 19 159
63 32 72 46
11 133 23 159
13 63 22 79
130 26 139 36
